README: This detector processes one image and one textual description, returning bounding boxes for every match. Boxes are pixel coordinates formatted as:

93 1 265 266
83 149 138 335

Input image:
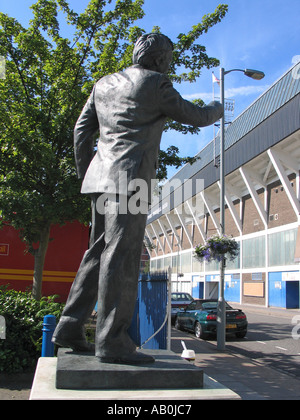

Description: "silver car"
171 292 194 323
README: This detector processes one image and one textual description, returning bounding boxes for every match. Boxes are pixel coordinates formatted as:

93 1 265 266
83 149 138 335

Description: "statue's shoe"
52 335 95 353
52 325 95 353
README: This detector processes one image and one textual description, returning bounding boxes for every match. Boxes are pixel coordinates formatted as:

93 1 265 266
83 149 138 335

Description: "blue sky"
1 0 299 178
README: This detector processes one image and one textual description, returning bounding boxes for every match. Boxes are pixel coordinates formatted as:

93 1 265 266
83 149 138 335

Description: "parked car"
175 299 248 339
171 292 194 323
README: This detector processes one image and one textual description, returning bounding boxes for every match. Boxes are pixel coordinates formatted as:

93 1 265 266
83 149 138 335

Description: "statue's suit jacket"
74 64 223 201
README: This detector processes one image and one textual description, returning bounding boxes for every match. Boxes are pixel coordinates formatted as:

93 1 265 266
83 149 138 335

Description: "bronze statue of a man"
52 33 223 364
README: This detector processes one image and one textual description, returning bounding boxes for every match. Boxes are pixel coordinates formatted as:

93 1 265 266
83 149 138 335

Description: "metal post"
215 66 264 350
217 67 226 351
167 266 172 350
0 315 6 340
41 314 56 357
176 243 179 292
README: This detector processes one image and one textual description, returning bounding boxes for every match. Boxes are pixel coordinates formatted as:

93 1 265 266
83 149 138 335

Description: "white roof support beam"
239 166 268 228
217 181 242 234
145 227 157 257
263 160 273 184
273 148 300 173
243 167 266 189
200 191 221 234
150 222 165 255
157 218 173 253
185 199 206 242
175 208 193 248
267 148 300 219
165 213 182 250
225 181 243 201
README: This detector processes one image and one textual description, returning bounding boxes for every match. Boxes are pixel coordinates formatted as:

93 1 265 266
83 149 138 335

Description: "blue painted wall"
269 272 299 308
225 277 240 303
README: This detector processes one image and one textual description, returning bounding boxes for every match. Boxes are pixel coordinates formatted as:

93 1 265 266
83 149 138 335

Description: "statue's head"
132 33 173 74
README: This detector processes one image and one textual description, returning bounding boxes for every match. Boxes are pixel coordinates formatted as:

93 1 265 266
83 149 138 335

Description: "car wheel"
175 317 182 331
194 321 208 339
235 330 247 339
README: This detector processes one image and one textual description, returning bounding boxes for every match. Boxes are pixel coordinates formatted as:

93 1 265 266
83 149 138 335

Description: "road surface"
208 309 300 378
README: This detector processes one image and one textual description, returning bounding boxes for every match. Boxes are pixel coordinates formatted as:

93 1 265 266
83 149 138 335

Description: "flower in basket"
194 234 239 263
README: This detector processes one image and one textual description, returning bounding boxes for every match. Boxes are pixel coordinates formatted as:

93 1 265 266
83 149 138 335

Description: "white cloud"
224 85 269 98
183 84 269 102
183 92 213 102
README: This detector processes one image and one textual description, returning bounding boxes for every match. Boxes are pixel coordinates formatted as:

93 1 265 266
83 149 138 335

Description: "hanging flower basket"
194 234 239 263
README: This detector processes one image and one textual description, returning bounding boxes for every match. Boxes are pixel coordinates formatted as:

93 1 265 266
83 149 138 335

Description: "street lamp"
217 67 265 351
224 68 265 80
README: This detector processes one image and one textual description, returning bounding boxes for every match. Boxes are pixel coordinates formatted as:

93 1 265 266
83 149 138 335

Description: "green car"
175 299 248 340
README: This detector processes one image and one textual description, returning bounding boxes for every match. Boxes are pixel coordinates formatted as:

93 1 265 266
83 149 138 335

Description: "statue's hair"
132 33 173 69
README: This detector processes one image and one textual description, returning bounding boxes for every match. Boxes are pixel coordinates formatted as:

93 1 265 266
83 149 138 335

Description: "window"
181 252 192 273
172 254 180 271
205 258 219 272
150 259 157 271
192 254 203 272
164 256 171 271
242 236 265 268
156 258 164 272
226 248 240 270
186 301 197 310
268 228 297 266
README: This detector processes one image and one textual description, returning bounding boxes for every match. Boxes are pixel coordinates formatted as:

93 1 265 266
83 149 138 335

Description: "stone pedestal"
29 350 241 400
56 348 203 390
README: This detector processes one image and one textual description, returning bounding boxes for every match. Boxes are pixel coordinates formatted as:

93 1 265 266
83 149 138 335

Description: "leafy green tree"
0 0 228 299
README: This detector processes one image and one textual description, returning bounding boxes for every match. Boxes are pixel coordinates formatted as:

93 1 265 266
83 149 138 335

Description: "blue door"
286 281 299 309
192 276 204 299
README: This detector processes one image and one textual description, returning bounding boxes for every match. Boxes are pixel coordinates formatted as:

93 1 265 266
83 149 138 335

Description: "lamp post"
174 233 180 292
217 68 265 351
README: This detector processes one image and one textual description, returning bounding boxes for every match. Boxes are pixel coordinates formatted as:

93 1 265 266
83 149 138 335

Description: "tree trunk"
31 224 51 300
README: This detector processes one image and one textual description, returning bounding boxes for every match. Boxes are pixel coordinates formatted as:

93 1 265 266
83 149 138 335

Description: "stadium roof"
148 62 300 224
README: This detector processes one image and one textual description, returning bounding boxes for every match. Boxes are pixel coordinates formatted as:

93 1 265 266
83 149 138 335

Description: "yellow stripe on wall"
0 268 34 275
0 268 76 283
0 268 76 276
0 274 33 281
43 270 77 277
42 277 75 283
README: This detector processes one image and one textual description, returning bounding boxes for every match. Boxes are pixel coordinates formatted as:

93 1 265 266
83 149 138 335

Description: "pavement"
171 304 300 400
0 371 35 400
171 329 300 400
1 304 300 400
229 302 300 320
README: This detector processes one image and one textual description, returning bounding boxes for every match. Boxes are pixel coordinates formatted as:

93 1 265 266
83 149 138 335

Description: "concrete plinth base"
56 348 203 390
29 354 240 400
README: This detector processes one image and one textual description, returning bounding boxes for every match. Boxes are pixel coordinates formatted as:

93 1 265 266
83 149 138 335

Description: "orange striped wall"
0 221 89 302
